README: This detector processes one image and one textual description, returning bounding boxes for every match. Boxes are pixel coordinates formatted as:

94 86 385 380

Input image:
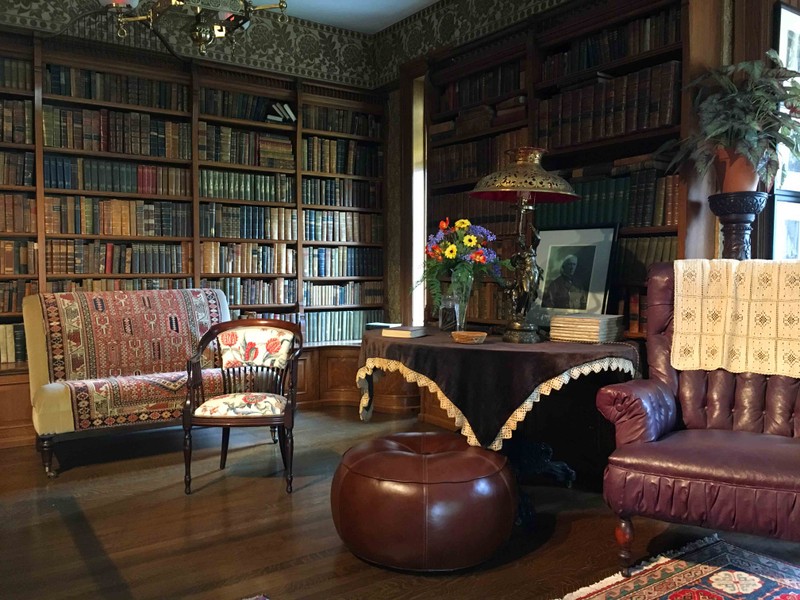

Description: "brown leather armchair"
596 262 800 574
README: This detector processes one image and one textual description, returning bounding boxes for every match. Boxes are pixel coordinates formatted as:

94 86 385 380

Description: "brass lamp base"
502 319 542 344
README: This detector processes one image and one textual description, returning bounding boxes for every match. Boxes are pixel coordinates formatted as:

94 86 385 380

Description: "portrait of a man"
541 246 595 310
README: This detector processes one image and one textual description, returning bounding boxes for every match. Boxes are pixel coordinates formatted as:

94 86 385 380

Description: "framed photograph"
536 226 617 315
773 193 800 258
773 2 800 191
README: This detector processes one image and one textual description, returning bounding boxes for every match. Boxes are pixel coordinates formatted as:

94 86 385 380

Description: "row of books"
198 123 294 168
429 127 529 185
0 57 32 91
301 177 381 210
0 280 37 313
199 204 298 241
45 278 192 293
199 88 294 123
437 59 525 114
302 280 384 307
198 169 295 203
614 235 678 286
304 308 383 344
303 209 383 244
200 241 297 275
0 323 26 364
43 156 191 196
541 5 681 81
42 105 192 159
0 151 34 186
462 280 505 322
301 105 382 139
427 191 518 237
625 290 648 335
44 240 192 275
1 239 36 274
302 137 383 178
1 99 33 144
201 276 298 306
302 246 383 278
535 61 681 149
44 64 191 112
1 194 36 233
536 168 680 230
44 196 192 237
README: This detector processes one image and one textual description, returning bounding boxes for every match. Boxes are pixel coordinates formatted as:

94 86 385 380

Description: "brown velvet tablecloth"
357 329 639 450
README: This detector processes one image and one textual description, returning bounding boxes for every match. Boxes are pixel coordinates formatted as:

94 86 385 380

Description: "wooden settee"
22 288 230 476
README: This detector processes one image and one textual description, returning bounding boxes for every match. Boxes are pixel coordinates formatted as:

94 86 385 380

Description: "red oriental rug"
564 536 800 600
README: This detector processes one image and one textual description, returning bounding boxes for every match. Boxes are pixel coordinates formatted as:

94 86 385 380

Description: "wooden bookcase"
0 35 390 446
424 0 723 335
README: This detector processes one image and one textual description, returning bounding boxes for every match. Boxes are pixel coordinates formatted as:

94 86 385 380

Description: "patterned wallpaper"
384 90 402 322
0 0 568 89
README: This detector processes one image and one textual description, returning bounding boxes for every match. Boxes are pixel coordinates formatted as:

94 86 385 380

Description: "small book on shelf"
381 325 428 338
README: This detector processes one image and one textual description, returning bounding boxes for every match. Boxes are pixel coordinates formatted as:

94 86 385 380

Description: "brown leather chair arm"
596 378 678 447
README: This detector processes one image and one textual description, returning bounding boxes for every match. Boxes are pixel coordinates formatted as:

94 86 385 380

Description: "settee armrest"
596 378 677 447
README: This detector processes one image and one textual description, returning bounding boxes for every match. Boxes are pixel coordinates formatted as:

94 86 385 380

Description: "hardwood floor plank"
0 407 798 600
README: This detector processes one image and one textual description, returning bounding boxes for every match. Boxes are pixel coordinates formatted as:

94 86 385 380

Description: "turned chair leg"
284 427 294 493
38 436 57 478
616 516 635 576
220 427 230 469
270 425 278 444
277 426 287 469
184 426 193 495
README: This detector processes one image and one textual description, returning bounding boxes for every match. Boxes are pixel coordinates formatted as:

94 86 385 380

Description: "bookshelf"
196 67 300 318
298 82 385 344
424 0 720 337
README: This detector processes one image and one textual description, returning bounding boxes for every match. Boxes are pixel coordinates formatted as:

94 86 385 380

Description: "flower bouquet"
418 218 511 328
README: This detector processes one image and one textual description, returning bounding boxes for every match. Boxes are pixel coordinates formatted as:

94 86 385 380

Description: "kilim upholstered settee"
22 288 230 476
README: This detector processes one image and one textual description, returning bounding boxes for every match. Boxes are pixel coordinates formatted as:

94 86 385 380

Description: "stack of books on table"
549 314 624 343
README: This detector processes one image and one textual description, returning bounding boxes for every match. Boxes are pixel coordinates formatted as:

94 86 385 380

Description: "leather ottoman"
330 431 518 571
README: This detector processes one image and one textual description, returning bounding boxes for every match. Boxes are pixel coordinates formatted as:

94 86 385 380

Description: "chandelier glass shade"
94 0 288 55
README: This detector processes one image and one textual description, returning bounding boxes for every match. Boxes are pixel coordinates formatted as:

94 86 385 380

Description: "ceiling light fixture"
95 0 288 55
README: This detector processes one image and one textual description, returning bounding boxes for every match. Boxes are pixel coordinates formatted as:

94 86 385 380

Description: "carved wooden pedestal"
708 192 768 260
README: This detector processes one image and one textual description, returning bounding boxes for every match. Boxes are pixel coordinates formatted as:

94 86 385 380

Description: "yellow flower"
454 219 471 230
463 234 478 247
444 244 458 259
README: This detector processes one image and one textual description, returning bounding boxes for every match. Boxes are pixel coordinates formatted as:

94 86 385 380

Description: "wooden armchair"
184 319 303 494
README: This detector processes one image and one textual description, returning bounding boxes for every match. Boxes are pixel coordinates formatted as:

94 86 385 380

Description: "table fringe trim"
357 356 636 451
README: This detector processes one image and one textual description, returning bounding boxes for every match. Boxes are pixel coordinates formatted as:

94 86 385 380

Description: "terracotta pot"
715 147 759 192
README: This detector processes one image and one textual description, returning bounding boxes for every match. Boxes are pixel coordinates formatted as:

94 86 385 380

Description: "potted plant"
665 49 800 192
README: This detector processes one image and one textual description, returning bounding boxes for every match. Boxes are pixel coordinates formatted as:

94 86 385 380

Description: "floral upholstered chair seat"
194 392 287 417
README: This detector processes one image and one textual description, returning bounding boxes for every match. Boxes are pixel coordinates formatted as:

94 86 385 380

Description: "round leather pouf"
330 431 518 572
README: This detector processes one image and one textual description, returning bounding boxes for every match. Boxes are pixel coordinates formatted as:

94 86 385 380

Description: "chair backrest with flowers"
188 318 303 409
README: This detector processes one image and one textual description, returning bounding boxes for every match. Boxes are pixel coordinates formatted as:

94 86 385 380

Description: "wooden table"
357 329 639 451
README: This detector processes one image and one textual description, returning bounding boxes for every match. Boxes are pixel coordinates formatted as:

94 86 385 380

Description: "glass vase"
448 271 474 332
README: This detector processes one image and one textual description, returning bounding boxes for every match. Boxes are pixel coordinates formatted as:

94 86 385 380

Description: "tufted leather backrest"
646 262 800 437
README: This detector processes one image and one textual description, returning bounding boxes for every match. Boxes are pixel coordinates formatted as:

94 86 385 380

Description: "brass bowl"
451 331 487 344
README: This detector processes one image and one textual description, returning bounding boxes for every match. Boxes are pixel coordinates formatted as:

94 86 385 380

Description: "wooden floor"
1 407 798 600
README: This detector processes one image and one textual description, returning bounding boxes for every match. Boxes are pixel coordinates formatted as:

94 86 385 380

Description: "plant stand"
708 192 768 260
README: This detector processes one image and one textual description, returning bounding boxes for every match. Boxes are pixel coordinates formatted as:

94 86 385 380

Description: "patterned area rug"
563 536 800 599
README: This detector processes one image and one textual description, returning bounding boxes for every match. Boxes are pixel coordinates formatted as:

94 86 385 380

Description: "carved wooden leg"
39 436 57 478
285 427 294 493
277 426 287 469
183 426 193 495
270 425 278 444
615 516 634 576
220 427 230 469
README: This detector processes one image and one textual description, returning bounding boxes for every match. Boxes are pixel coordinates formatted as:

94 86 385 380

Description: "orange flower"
266 337 282 355
439 217 450 230
471 249 486 263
